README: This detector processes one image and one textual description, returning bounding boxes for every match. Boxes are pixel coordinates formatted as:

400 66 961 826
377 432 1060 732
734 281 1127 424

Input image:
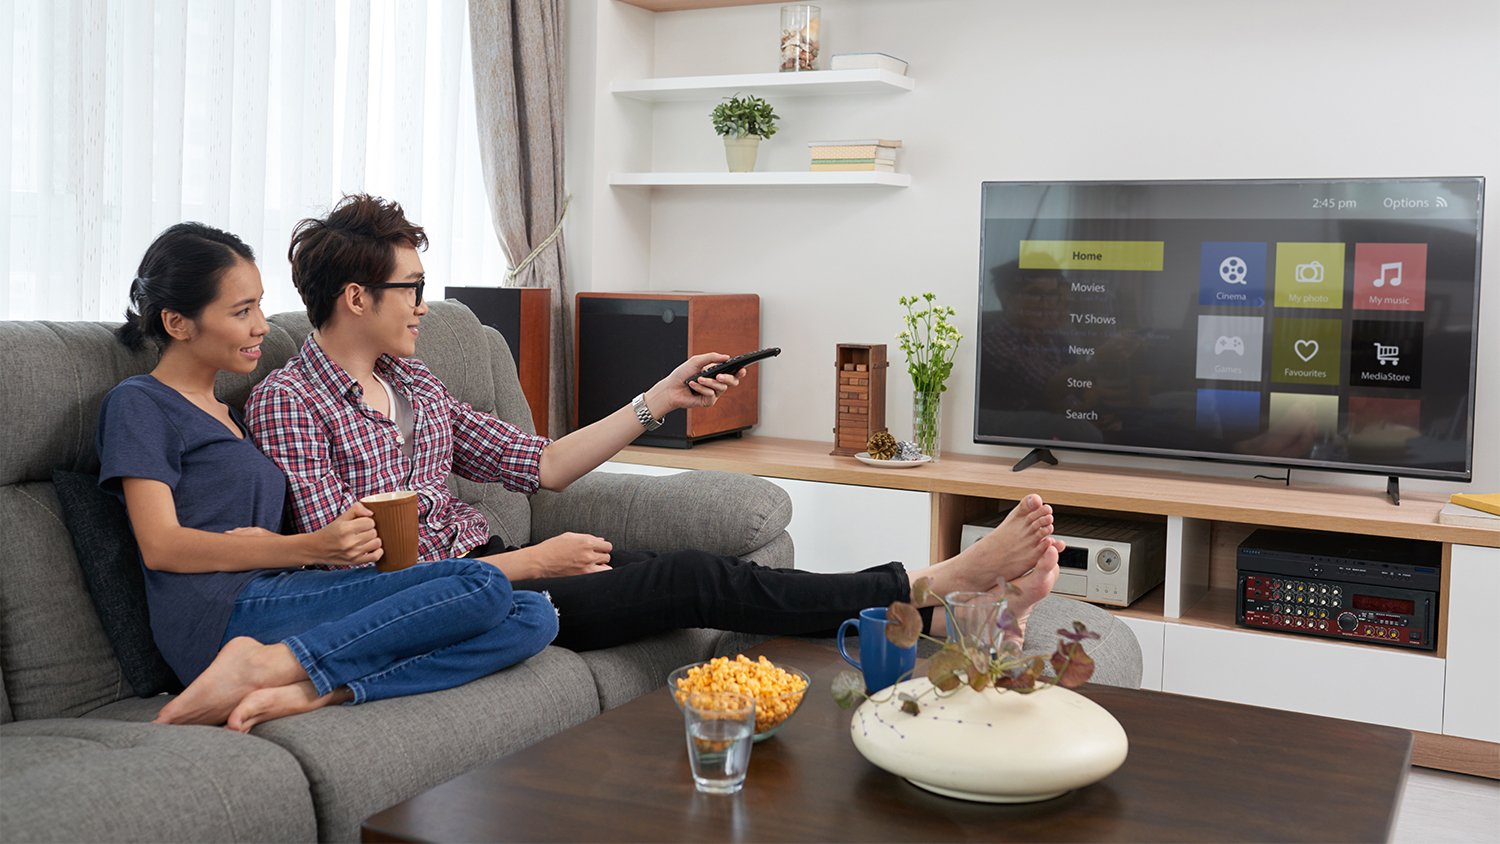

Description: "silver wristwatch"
632 392 664 431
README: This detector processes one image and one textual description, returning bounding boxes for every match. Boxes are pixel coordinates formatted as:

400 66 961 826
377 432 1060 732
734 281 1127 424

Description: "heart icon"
1294 339 1319 362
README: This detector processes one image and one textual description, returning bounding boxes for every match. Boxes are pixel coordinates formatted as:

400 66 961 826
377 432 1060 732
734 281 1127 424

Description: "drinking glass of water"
682 690 755 794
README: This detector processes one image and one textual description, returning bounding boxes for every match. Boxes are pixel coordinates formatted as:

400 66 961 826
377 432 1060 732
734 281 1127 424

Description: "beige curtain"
468 0 570 437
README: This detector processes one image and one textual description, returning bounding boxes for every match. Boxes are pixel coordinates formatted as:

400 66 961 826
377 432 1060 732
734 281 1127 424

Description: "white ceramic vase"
849 677 1128 803
723 135 761 172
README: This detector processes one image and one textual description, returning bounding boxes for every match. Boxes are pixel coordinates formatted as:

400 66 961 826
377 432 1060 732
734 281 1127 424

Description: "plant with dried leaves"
832 577 1100 714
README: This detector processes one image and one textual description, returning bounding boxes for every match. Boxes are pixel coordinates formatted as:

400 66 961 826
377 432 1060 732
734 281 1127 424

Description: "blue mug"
837 607 918 693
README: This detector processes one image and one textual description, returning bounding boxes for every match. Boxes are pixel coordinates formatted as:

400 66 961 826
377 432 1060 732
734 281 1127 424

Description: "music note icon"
1373 262 1403 288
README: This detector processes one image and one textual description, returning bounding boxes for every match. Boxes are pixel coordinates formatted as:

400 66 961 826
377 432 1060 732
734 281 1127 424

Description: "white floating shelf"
609 171 911 187
611 69 914 101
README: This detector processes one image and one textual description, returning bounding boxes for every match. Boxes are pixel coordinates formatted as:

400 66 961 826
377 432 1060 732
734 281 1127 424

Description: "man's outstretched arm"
535 353 742 491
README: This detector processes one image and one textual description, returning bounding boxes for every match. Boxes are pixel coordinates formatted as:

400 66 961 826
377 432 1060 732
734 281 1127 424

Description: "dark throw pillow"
51 469 182 696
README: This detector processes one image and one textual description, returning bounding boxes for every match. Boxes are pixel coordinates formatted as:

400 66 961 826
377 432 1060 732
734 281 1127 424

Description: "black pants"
465 538 912 652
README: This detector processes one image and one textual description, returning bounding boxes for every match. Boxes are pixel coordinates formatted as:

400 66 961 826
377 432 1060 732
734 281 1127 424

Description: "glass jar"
779 5 820 72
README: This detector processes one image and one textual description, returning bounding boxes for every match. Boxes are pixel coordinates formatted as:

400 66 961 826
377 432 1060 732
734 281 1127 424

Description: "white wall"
567 0 1500 495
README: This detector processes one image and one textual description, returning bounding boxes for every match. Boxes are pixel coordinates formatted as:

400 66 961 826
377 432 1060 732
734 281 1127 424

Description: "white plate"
854 451 931 469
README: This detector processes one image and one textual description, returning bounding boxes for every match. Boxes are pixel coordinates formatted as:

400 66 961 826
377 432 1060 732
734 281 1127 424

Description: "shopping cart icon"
1373 342 1400 366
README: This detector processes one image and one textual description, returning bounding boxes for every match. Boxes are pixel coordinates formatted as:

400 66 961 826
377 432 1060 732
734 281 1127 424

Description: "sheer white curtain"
2 0 506 322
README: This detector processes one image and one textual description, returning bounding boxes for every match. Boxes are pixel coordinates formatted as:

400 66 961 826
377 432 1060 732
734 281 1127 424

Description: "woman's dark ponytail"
116 223 256 351
116 276 155 350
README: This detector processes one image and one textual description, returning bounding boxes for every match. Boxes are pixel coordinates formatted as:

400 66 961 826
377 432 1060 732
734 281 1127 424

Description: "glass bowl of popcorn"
668 655 811 741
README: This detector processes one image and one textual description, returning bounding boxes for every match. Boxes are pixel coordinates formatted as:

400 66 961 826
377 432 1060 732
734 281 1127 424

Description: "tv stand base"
1013 447 1059 473
1387 476 1401 507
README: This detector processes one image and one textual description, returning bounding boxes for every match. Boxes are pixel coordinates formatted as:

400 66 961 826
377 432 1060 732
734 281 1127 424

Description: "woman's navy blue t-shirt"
97 375 285 684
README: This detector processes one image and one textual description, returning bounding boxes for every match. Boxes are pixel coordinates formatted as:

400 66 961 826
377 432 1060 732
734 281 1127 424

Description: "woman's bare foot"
227 681 352 733
917 494 1056 599
154 637 306 727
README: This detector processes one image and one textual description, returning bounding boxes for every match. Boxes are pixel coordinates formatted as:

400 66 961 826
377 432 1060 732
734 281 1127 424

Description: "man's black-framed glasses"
364 278 425 306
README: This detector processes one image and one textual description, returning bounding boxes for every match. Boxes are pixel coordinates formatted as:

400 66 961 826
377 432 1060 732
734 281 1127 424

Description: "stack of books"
808 139 901 172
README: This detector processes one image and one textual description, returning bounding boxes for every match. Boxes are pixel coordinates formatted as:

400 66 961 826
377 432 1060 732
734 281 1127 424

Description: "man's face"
364 244 429 358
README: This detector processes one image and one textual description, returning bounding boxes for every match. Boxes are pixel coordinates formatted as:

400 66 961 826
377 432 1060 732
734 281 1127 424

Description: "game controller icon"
1214 335 1245 356
1219 256 1249 285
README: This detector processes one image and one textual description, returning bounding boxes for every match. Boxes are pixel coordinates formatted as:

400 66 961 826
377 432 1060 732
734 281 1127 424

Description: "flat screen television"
974 178 1484 482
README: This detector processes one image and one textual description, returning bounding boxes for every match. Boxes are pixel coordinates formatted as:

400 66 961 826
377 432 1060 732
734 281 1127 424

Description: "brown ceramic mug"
361 491 420 572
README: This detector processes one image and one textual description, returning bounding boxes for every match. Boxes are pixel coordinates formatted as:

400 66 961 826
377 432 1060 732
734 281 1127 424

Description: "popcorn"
672 655 808 733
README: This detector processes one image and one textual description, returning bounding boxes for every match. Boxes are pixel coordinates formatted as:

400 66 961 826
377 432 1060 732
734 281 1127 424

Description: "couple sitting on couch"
100 194 1065 732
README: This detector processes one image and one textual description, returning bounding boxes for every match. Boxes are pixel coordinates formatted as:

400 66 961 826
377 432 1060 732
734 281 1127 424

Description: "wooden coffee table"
362 638 1412 843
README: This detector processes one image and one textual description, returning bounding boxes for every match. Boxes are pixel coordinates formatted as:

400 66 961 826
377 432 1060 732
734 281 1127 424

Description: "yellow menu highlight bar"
1019 240 1165 271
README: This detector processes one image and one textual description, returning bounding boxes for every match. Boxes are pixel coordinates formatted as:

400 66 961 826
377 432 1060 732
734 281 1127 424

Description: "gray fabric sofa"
0 302 790 843
0 300 1140 843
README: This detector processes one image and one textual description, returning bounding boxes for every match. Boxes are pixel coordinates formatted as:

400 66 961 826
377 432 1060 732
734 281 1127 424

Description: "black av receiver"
1236 528 1439 651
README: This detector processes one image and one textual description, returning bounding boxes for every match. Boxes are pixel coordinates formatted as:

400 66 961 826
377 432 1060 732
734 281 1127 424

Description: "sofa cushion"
531 469 794 557
51 470 181 698
579 628 771 711
85 646 603 844
0 718 316 842
0 482 129 720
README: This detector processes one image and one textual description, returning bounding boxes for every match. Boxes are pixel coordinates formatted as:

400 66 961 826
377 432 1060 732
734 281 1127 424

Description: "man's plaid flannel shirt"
245 335 550 566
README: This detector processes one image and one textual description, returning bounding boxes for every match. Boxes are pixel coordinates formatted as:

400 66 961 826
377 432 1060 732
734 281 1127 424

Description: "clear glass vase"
779 5 820 72
913 389 942 461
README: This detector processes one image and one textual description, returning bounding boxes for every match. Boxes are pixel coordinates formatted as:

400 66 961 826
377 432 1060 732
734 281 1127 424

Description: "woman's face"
173 257 269 375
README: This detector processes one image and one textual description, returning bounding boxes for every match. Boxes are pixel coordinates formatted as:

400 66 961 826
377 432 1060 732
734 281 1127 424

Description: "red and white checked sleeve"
447 392 551 494
246 381 358 537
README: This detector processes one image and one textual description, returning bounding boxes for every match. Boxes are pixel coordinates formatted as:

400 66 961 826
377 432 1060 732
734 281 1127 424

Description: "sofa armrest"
529 470 792 559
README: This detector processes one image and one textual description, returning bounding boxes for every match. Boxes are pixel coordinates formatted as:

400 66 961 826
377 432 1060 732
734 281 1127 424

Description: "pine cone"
867 430 898 460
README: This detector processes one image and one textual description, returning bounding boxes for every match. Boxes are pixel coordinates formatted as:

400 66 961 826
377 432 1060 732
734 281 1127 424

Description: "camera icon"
1295 260 1325 284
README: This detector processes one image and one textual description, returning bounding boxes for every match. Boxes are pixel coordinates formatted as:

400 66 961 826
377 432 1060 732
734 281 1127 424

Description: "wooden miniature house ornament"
831 344 889 456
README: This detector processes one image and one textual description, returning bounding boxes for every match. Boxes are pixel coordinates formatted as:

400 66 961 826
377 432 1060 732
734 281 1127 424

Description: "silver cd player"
959 515 1166 607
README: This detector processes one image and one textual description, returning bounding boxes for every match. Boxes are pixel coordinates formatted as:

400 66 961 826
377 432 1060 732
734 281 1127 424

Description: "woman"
98 223 559 732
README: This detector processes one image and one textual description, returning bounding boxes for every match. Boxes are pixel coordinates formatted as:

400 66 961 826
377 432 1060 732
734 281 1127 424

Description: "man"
246 194 1062 652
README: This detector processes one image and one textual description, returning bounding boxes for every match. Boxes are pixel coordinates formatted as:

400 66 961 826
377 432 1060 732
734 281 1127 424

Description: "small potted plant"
710 93 779 172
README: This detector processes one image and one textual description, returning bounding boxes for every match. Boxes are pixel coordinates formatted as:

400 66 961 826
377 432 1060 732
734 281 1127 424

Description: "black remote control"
685 347 781 388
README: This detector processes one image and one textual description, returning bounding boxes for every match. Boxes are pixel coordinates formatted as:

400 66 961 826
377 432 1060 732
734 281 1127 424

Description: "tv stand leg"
1387 476 1401 507
1013 447 1059 473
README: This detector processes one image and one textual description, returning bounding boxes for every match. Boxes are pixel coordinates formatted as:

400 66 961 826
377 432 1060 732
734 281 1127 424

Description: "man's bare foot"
154 637 306 727
227 682 352 733
918 494 1056 599
998 540 1062 650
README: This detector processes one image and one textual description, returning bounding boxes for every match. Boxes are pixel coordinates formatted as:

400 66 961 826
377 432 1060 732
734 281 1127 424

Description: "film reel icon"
1219 256 1249 285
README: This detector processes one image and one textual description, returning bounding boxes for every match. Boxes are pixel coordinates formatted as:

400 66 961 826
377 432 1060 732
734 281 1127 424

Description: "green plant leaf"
926 647 968 692
885 601 923 649
831 671 867 709
1057 621 1102 643
996 655 1046 692
1051 641 1097 687
910 577 933 606
709 93 779 138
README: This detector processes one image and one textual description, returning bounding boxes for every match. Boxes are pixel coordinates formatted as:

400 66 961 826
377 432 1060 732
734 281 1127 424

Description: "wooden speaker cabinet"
574 292 759 447
445 286 551 434
831 344 888 455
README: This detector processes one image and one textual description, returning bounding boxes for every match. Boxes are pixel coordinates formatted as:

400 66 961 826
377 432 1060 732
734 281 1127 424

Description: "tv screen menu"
975 178 1484 479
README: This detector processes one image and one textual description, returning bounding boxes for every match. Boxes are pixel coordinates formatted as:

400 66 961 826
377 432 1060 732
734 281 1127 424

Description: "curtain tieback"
505 194 572 284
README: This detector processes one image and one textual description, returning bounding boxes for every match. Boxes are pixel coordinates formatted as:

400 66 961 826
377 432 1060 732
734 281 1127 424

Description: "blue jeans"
223 559 558 704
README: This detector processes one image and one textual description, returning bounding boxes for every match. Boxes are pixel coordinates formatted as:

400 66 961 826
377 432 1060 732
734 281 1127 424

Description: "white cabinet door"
762 477 930 575
1443 544 1500 742
1119 617 1164 691
1162 624 1445 733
